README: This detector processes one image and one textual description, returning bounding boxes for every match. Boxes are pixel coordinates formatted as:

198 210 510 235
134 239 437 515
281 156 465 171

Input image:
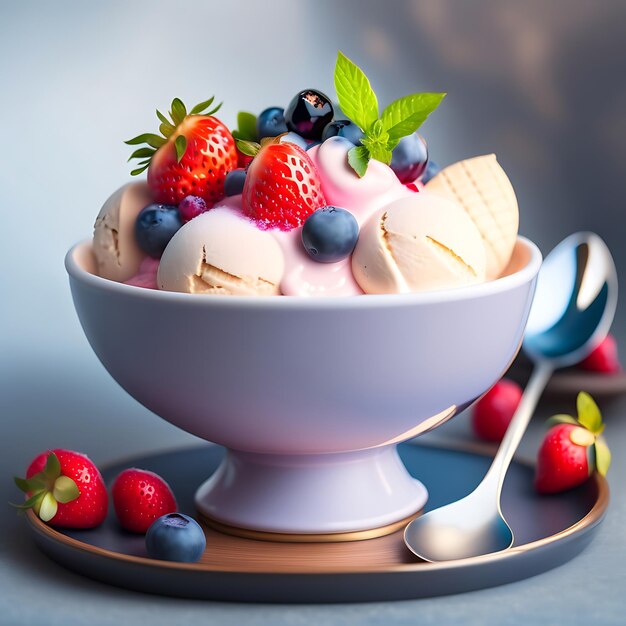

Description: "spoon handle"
483 360 553 498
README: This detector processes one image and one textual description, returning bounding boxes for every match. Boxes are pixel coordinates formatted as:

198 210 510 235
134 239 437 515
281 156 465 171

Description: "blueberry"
279 132 308 150
224 169 247 196
302 206 359 263
135 204 182 259
390 133 428 184
178 195 207 222
322 120 364 145
145 513 206 563
257 107 288 139
420 159 440 184
284 90 334 140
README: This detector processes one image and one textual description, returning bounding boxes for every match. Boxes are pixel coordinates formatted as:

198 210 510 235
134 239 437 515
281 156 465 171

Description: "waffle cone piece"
425 154 519 279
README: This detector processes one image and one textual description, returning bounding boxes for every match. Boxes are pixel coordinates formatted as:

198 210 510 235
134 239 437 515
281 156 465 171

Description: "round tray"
26 442 608 603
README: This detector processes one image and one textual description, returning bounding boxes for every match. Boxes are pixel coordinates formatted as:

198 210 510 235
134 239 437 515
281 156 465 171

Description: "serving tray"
26 442 608 603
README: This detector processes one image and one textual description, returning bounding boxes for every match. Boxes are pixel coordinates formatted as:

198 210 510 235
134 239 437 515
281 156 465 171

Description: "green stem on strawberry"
546 391 611 476
334 51 446 177
125 97 223 175
11 452 80 522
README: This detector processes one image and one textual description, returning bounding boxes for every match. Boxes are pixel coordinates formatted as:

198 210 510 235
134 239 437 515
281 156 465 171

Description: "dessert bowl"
66 237 541 540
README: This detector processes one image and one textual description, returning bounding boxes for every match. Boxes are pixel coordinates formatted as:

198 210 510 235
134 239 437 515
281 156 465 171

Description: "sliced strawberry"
126 97 238 206
535 392 611 494
239 138 326 230
14 450 108 528
111 468 177 533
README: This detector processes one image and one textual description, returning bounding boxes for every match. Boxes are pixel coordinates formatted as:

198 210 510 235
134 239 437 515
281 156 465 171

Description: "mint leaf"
348 145 370 177
577 392 604 435
381 93 446 139
334 51 378 132
361 135 392 165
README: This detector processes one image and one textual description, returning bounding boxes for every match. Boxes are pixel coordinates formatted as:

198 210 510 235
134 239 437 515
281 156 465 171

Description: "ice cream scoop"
93 182 153 282
425 154 518 280
157 208 284 295
352 193 487 294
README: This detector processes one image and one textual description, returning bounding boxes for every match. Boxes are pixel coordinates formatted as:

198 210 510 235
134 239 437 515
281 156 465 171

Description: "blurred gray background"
1 1 625 624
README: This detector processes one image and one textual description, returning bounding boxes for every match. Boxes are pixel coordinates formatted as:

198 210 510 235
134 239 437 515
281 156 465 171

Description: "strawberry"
238 137 326 230
471 378 522 442
126 97 238 206
578 334 621 374
111 468 177 533
535 392 611 494
13 450 108 528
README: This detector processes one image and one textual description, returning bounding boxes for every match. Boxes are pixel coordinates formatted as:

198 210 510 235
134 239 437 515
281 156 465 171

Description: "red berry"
178 195 208 222
126 98 238 206
472 379 522 442
148 116 237 206
242 141 326 230
535 424 594 494
578 334 621 374
20 449 108 529
111 468 177 533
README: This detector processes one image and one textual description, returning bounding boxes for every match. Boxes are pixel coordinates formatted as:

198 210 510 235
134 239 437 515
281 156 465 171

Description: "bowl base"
194 444 428 539
197 510 422 543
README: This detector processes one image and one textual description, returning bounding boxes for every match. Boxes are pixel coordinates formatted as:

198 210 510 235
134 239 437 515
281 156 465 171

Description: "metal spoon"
405 232 617 562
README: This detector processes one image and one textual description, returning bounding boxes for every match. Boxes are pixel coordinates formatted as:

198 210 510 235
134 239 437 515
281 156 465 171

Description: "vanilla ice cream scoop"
425 154 518 280
158 208 284 295
352 193 487 294
93 182 153 282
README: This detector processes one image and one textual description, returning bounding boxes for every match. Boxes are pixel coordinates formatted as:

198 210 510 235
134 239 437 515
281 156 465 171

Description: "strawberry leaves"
232 111 258 142
546 391 611 477
11 452 80 522
334 51 445 177
126 96 223 175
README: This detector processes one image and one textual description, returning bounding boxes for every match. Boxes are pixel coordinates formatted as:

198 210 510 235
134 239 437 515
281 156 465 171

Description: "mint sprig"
334 51 446 177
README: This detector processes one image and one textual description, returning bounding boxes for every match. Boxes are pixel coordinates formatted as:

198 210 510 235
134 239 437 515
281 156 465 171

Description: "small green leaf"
125 133 166 149
190 96 215 115
10 491 46 511
381 92 446 139
130 164 150 176
235 139 261 157
127 147 155 162
39 492 58 522
156 109 171 125
334 51 379 132
170 98 187 125
53 476 80 504
595 436 611 476
14 476 46 493
236 111 258 141
577 392 604 435
347 145 370 177
43 453 61 481
206 102 223 117
159 122 175 137
545 414 579 428
174 135 187 163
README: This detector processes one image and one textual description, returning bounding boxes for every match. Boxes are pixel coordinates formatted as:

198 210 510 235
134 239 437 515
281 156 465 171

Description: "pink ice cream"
124 257 159 289
273 137 414 296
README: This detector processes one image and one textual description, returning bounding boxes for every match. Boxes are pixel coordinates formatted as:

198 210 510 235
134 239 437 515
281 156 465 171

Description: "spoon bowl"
405 232 617 561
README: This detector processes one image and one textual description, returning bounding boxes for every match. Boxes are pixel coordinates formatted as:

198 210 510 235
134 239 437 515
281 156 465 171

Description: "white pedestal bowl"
66 238 541 540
